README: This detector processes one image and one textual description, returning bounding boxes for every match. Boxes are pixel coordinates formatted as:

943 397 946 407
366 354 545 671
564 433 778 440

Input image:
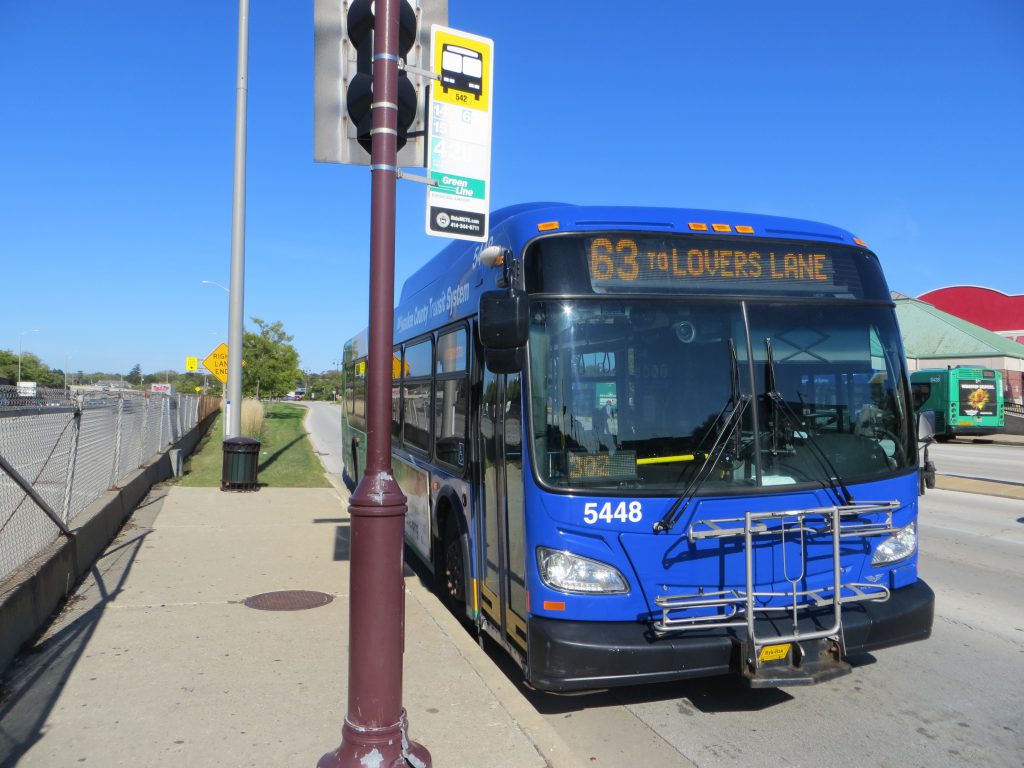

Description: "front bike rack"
652 501 900 685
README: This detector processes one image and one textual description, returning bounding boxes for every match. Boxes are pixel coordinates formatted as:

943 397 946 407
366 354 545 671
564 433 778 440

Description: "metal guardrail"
0 387 219 583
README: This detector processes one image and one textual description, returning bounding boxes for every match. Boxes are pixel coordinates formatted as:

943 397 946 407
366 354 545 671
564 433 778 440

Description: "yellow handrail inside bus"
636 454 701 465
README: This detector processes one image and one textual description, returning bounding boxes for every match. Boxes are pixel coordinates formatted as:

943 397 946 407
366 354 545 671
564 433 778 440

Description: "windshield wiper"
654 338 749 534
763 338 854 506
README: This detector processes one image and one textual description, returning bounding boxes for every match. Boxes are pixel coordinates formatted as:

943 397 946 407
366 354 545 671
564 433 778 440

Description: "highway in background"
927 436 1024 485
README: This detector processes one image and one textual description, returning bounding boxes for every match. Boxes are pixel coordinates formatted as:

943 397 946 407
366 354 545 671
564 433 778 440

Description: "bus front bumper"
947 425 1002 438
525 579 934 692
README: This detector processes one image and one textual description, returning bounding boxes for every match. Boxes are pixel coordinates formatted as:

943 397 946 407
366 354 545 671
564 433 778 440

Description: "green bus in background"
910 367 1004 441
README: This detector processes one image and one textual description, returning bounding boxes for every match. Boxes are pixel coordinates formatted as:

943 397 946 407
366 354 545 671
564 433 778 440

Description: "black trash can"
222 436 261 491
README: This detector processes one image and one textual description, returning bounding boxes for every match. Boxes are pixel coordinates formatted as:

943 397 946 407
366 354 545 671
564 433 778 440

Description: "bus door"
479 368 528 650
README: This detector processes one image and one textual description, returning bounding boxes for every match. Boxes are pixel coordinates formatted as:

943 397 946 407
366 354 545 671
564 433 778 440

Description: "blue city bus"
341 203 934 691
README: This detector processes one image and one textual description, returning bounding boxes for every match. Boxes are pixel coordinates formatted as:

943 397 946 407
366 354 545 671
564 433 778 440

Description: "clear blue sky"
2 1 1022 377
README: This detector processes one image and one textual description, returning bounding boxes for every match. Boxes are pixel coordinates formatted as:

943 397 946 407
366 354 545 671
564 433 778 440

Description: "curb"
934 474 1024 501
406 573 589 768
331 474 584 766
326 474 584 766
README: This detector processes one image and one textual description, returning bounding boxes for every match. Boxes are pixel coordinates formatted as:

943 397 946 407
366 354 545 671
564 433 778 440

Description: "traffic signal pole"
318 1 431 766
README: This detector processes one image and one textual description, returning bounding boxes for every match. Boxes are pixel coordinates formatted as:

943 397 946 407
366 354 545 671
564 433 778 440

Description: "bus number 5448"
584 501 643 524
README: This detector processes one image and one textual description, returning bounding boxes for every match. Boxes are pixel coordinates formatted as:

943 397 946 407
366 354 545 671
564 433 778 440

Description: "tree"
127 363 143 385
310 369 343 401
242 317 300 399
143 370 178 386
0 349 64 387
175 371 210 395
0 349 17 383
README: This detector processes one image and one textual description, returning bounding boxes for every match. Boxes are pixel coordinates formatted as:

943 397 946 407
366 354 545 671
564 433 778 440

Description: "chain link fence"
0 386 219 583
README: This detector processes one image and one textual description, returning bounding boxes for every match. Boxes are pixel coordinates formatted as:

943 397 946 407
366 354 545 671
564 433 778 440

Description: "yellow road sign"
203 343 229 384
185 356 198 372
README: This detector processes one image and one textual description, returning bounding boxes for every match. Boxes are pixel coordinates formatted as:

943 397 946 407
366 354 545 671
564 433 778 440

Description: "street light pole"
18 329 40 383
319 1 429 766
225 0 249 439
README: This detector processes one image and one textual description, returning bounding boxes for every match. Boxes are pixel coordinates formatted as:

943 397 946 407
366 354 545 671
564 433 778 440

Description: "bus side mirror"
483 347 524 374
917 411 935 444
479 289 528 349
479 289 529 373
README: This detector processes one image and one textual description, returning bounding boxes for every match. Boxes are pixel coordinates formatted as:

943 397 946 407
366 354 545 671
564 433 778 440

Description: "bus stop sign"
425 26 494 242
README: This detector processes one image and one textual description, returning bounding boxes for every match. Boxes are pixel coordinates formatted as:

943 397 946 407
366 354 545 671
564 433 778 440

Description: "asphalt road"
927 439 1024 486
301 400 345 482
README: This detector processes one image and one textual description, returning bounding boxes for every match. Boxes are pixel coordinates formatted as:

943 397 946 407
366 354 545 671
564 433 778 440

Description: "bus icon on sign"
440 43 482 99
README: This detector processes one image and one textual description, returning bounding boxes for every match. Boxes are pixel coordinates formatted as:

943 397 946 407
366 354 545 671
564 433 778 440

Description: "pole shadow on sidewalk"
0 492 160 766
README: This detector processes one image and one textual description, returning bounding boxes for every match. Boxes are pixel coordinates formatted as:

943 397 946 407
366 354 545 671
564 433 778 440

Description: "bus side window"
911 382 930 410
434 328 469 469
345 362 355 416
403 338 433 453
434 379 469 467
392 345 403 441
351 358 367 431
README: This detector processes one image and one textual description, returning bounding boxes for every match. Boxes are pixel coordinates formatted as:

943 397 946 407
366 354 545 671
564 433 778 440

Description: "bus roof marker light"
853 237 868 247
688 222 709 232
712 224 732 233
538 221 560 231
735 225 755 234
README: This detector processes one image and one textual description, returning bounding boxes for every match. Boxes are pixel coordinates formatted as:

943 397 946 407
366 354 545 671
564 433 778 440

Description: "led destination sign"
590 237 831 282
582 236 868 298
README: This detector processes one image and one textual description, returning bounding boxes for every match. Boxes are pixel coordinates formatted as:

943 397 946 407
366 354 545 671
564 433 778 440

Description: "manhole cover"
243 590 334 611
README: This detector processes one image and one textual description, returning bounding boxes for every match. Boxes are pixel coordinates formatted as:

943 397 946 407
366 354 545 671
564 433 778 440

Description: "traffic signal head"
314 0 448 167
343 0 418 154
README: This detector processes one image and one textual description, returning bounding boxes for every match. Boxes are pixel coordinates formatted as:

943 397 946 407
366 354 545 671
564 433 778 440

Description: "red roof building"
917 286 1024 345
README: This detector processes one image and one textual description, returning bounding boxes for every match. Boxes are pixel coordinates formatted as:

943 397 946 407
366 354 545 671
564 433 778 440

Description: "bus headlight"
536 547 629 595
872 521 917 566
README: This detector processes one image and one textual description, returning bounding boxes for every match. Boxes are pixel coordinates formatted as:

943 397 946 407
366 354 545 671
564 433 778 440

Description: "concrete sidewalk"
0 485 583 767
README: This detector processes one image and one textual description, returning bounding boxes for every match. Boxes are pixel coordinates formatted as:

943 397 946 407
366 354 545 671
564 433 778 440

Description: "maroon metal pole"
319 1 430 766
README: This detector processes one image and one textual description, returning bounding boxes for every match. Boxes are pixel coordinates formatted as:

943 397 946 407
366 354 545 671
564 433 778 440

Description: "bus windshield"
528 299 914 492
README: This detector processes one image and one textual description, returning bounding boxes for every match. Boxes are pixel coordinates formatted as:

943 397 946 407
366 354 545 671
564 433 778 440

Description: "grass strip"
256 404 330 487
178 404 329 488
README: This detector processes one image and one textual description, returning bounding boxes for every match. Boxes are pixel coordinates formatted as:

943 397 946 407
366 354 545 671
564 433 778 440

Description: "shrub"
241 398 264 439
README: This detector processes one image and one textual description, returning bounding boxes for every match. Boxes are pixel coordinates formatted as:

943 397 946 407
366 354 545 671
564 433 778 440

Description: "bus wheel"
438 517 467 615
